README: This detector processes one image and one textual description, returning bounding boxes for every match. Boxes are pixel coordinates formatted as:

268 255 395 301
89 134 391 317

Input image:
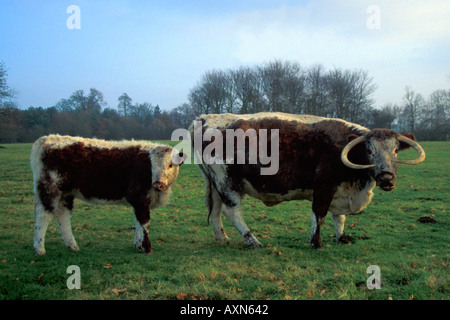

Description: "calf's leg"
55 195 79 252
33 200 53 256
130 196 152 254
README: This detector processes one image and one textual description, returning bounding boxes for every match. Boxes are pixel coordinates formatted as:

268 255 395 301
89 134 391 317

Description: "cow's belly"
329 181 376 215
242 179 313 206
72 188 172 209
72 190 128 205
242 179 375 213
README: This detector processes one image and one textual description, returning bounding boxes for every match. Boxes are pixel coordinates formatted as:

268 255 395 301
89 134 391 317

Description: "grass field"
0 141 448 300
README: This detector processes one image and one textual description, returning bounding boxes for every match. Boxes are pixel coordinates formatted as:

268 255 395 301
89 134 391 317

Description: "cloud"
227 0 450 105
232 0 449 62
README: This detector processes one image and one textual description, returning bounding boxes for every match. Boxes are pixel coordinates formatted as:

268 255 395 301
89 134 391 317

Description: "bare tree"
421 89 450 140
370 104 397 129
259 60 304 113
401 86 425 133
232 66 264 114
324 68 376 122
188 84 209 115
304 64 329 116
0 62 16 105
170 103 195 128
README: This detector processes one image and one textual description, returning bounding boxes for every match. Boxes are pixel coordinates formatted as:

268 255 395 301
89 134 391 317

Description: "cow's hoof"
215 234 230 245
244 241 263 249
243 235 263 248
336 234 352 244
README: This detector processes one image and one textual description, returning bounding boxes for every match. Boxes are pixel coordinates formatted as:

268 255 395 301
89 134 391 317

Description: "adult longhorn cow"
189 112 425 249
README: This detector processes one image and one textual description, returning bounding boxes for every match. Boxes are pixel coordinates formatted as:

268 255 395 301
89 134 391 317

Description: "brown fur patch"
38 143 152 211
213 117 372 196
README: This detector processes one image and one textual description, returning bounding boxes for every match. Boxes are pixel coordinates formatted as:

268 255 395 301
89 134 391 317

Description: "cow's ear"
347 134 359 143
399 132 416 151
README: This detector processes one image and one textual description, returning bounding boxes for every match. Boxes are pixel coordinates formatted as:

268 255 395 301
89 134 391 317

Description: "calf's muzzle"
152 181 167 191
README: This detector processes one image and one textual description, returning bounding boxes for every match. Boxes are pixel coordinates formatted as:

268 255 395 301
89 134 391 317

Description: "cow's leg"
310 185 336 249
332 214 350 244
55 194 79 252
221 195 262 248
134 217 142 250
33 200 53 256
309 210 326 249
130 196 152 254
209 186 230 244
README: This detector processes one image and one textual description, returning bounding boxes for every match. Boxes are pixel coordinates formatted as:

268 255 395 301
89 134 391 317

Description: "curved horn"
393 135 426 165
341 136 376 170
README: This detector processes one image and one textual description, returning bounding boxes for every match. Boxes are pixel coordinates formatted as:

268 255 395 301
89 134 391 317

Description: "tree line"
0 60 448 143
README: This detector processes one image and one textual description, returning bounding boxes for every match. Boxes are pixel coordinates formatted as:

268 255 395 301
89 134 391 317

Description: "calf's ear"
399 132 416 151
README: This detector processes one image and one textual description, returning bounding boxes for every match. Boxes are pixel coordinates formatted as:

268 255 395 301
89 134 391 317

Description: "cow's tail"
194 149 215 225
189 119 218 225
30 136 47 195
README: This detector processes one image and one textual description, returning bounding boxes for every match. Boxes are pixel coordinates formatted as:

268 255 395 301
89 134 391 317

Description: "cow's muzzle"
376 172 396 191
152 181 168 192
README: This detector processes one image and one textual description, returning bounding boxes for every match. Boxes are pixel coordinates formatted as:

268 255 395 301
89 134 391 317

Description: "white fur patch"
34 134 163 151
330 181 376 215
196 112 369 134
242 179 313 204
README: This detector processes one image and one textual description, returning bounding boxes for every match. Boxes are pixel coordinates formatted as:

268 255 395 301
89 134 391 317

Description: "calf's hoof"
35 248 46 256
135 243 153 254
309 239 324 250
67 242 80 252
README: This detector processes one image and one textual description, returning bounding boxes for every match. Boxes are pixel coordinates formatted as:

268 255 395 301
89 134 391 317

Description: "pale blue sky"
0 0 449 111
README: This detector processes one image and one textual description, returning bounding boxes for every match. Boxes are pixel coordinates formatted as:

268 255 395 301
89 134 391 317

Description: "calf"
31 134 186 255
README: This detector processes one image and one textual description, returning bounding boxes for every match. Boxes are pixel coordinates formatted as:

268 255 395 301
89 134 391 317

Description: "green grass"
0 141 448 300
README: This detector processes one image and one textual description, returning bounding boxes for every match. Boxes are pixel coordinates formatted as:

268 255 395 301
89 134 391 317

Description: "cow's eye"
168 164 173 169
394 148 398 154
